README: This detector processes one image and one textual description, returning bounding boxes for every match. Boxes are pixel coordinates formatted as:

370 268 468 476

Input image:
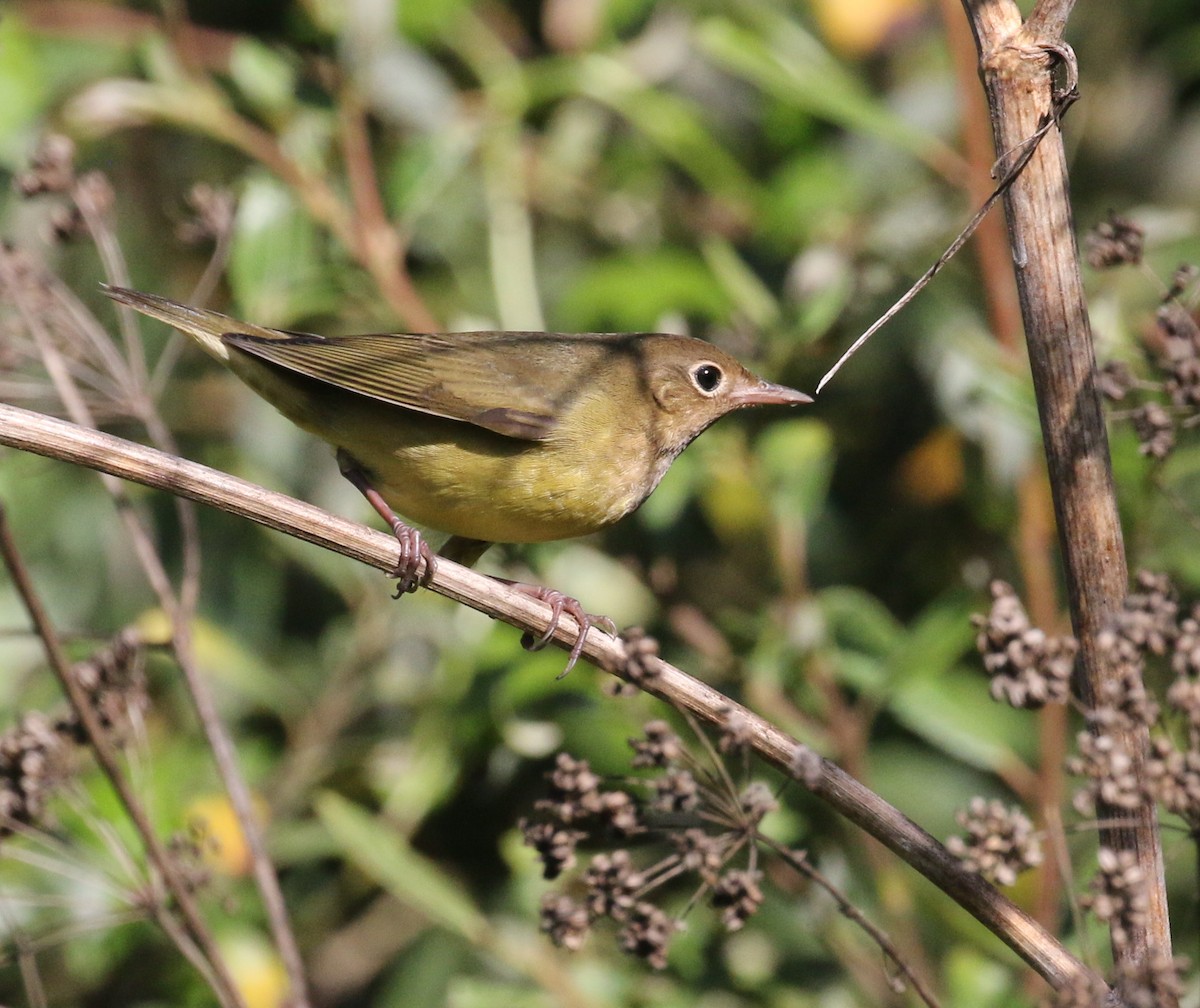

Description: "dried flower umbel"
973 580 1076 708
945 798 1042 887
0 630 146 837
1084 212 1145 270
1093 244 1200 462
524 717 784 970
973 574 1200 1007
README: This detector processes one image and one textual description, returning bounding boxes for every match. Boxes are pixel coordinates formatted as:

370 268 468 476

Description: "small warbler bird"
105 286 811 669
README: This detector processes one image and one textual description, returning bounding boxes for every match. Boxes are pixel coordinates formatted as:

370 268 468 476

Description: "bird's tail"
103 285 285 362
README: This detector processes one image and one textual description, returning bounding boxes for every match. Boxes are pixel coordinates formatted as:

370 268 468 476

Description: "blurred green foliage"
2 0 1200 1005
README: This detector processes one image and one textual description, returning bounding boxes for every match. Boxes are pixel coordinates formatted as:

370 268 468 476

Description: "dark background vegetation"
2 0 1200 1004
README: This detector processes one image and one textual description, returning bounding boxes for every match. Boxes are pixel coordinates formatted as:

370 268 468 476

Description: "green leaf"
556 248 733 329
228 174 340 325
890 666 1035 771
698 15 955 172
316 792 489 942
759 418 835 525
0 16 47 164
533 53 760 205
228 39 298 119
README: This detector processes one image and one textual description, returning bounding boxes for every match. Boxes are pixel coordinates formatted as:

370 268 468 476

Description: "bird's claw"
514 585 615 677
388 521 436 597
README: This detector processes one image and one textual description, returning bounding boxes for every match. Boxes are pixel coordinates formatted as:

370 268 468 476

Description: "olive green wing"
222 330 617 441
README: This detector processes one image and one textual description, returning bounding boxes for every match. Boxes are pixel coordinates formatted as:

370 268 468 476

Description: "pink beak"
730 378 814 408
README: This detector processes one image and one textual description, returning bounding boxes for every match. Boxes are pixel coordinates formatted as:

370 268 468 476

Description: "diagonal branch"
0 401 1100 994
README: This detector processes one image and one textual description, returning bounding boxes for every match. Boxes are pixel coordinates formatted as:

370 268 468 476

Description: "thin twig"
0 402 1101 993
0 504 246 1008
4 249 310 1005
816 102 1068 395
762 838 943 1008
131 440 307 998
336 80 440 332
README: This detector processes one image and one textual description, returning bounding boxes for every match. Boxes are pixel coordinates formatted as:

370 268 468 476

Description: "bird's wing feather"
223 330 631 441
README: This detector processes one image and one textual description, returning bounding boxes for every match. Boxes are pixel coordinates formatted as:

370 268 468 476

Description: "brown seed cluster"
1 630 146 837
619 627 662 687
1090 229 1200 461
1080 847 1149 953
175 183 236 246
0 711 77 836
944 797 1043 887
526 718 784 969
1047 956 1186 1008
973 574 1200 1005
1084 212 1145 270
973 580 1076 708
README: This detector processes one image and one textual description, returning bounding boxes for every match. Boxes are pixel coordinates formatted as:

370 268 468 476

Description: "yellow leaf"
808 0 926 57
895 426 964 505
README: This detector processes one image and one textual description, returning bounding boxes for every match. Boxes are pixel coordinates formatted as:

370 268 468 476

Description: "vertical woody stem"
960 0 1171 970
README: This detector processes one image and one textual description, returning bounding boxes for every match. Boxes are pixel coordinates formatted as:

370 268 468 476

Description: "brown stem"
960 0 1171 970
937 0 1070 940
337 82 440 331
0 506 246 1008
0 402 1100 993
936 0 1024 352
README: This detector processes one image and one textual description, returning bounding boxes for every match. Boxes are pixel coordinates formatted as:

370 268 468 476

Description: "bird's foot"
508 583 617 677
387 519 437 596
337 449 436 594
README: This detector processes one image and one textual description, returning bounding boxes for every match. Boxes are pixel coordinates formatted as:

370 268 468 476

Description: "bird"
104 285 812 670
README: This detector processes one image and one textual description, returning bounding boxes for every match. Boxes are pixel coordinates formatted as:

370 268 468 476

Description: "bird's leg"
500 581 617 678
337 449 435 595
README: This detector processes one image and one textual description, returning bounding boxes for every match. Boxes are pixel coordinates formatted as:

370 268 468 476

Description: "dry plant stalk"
961 0 1172 976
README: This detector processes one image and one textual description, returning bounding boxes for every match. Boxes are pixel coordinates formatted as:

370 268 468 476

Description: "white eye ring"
691 362 724 395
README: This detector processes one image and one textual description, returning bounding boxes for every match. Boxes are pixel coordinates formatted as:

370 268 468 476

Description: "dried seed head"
583 850 642 921
1171 607 1200 679
618 901 678 969
1111 954 1187 1008
651 768 699 814
1046 968 1111 1008
738 782 778 824
1068 732 1145 815
1081 847 1150 953
13 134 76 197
945 797 1043 886
629 720 682 769
0 711 77 835
1097 359 1136 402
1131 402 1175 459
176 183 235 245
670 827 725 880
1145 735 1200 827
538 752 604 823
717 706 753 753
711 869 764 931
540 893 590 951
789 743 823 788
1084 213 1144 269
1092 664 1160 732
1115 571 1179 656
596 789 642 837
620 627 661 685
973 581 1076 708
521 819 586 880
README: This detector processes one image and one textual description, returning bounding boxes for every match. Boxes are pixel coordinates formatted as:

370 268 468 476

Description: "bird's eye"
692 363 723 394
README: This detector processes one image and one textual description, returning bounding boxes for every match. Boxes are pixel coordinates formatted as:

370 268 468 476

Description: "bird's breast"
306 385 664 544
